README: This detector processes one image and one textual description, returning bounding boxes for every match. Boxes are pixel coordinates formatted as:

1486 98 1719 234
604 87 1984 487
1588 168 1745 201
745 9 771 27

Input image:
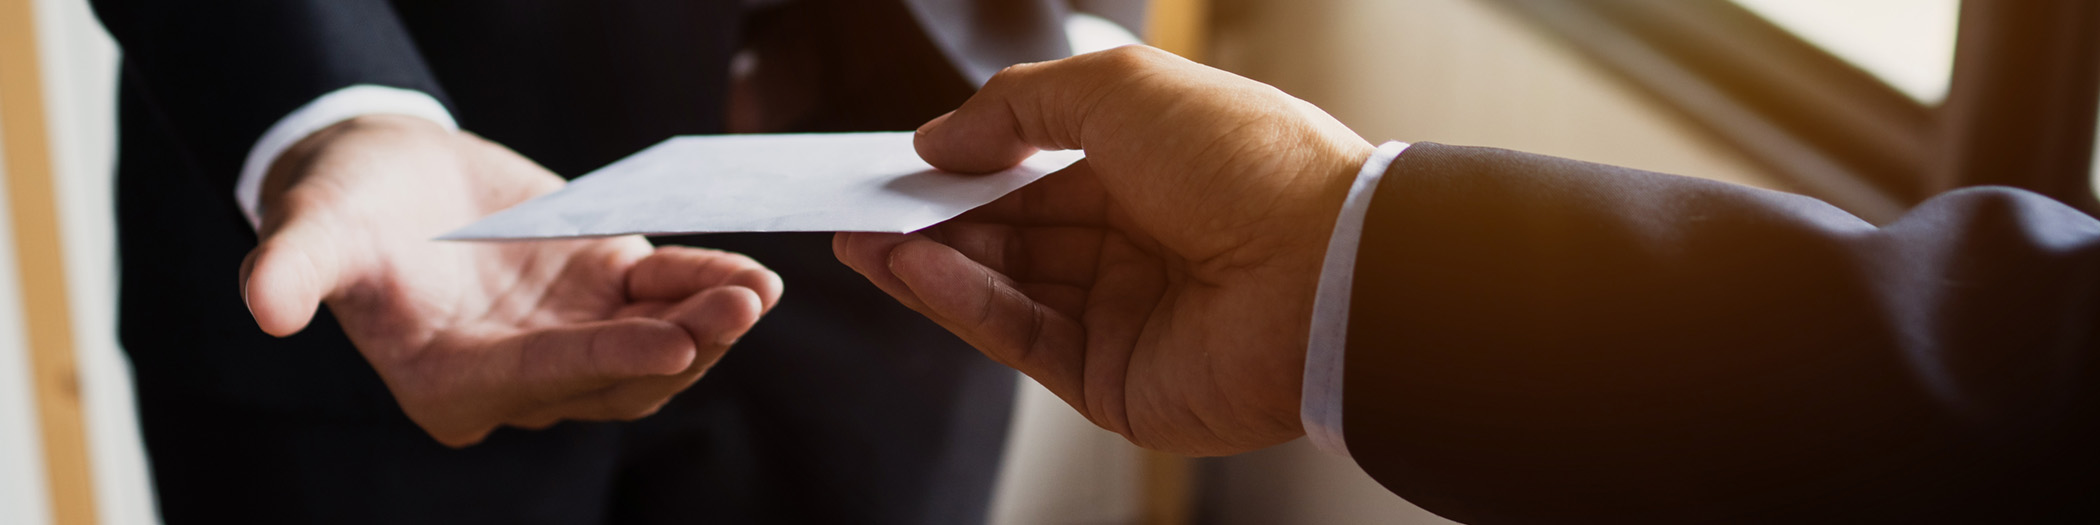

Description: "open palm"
243 116 781 446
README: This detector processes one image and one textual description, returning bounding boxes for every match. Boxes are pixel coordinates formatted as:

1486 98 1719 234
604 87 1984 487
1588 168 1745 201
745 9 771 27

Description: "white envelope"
442 132 1084 240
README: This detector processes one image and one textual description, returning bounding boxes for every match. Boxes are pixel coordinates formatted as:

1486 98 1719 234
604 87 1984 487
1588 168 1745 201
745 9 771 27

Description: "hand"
834 46 1374 455
242 115 783 447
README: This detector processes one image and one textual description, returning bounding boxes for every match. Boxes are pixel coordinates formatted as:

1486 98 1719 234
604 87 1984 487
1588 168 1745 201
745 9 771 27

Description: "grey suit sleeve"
1341 143 2100 523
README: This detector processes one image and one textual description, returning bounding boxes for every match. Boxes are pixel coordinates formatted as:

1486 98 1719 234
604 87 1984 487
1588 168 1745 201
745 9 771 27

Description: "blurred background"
2 0 2090 523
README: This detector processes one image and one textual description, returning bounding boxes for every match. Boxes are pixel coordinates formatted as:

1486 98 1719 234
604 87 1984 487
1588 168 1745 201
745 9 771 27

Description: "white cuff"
1303 140 1410 458
236 85 457 231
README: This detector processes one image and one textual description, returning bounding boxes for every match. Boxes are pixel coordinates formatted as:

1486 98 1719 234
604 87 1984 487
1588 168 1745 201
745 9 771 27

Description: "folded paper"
442 132 1084 240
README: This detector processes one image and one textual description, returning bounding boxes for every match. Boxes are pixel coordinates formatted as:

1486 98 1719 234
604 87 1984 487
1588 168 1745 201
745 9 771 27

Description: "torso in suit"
1342 143 2100 522
87 1 1096 523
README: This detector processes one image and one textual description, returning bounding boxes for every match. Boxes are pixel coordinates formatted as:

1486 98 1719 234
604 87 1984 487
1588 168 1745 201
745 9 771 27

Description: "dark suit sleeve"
89 0 446 193
1342 143 2100 522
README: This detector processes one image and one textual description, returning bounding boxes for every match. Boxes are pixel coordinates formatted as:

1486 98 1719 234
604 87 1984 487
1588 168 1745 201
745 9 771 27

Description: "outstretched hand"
243 115 782 447
835 46 1374 456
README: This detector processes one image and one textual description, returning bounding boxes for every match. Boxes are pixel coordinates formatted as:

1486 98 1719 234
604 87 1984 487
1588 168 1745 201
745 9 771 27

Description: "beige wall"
1195 0 1782 523
1210 0 1780 189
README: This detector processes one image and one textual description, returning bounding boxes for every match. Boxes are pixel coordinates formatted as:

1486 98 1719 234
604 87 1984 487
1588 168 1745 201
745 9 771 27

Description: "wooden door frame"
0 0 97 523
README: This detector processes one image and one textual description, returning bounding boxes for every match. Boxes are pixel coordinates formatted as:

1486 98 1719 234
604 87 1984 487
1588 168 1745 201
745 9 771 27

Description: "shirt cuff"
236 85 457 231
1303 140 1410 458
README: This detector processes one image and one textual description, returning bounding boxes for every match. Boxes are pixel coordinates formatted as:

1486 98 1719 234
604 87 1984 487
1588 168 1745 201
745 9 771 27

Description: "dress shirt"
1303 140 1411 458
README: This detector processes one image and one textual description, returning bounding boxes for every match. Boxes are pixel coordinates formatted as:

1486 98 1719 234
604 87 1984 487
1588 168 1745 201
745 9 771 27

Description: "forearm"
1343 143 2100 521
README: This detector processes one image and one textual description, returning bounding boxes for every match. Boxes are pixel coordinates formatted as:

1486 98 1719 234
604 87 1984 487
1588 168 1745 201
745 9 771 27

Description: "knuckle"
655 244 715 259
986 62 1039 91
721 252 764 272
729 267 778 291
1095 45 1170 74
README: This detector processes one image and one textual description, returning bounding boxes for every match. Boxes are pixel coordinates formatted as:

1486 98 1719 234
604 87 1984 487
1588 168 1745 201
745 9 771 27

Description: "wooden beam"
1146 0 1211 62
0 0 99 523
1139 448 1194 525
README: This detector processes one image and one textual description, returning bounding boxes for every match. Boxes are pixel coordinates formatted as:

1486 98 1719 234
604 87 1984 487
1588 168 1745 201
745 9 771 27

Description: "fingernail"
917 111 954 136
704 287 760 346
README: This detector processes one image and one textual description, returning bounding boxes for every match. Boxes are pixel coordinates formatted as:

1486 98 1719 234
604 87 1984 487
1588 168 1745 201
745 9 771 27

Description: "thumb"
914 45 1193 174
240 218 343 337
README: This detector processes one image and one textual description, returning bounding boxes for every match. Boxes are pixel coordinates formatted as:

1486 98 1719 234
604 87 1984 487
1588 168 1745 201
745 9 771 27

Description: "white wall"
1732 0 1960 103
1209 0 1775 189
989 382 1146 524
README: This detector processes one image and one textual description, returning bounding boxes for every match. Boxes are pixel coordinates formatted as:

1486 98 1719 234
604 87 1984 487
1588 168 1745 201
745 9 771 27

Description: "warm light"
1733 0 1961 103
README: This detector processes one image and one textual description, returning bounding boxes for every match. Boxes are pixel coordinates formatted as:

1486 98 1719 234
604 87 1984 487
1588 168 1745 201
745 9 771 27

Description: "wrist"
1271 136 1377 405
276 114 449 169
259 115 451 230
238 86 457 231
1283 137 1380 286
1300 139 1409 458
1307 139 1380 243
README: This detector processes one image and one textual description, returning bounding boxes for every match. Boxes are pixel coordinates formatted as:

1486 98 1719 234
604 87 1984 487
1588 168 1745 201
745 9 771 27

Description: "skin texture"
242 115 783 447
835 46 1375 456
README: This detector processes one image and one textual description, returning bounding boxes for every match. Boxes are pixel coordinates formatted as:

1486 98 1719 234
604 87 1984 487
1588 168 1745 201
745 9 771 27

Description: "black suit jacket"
88 1 1102 523
1345 143 2100 522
